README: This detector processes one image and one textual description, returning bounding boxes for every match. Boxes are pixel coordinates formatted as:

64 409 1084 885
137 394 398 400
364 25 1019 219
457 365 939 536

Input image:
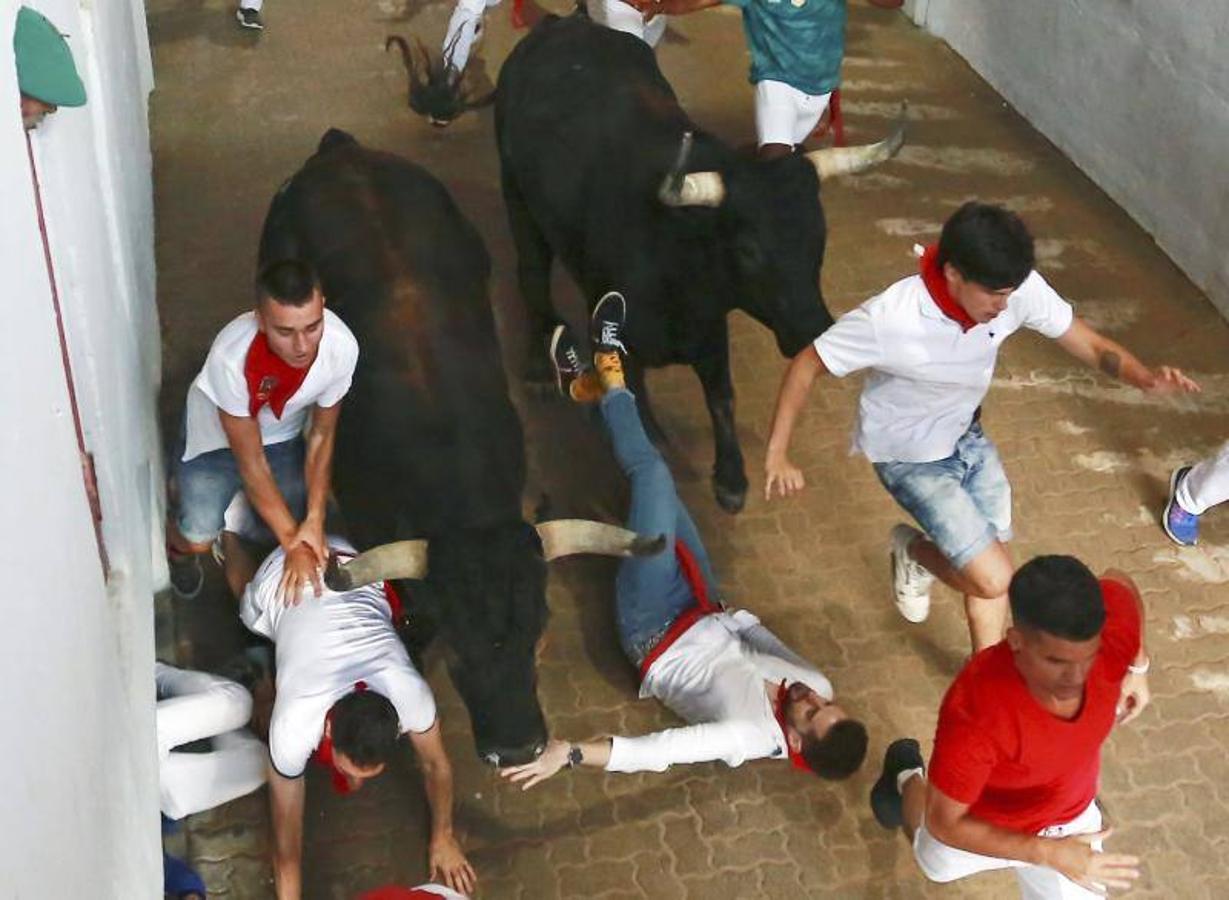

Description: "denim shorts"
173 437 306 544
873 423 1012 571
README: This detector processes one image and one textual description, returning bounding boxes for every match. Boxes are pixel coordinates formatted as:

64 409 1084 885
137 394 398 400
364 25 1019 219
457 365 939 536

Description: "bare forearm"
766 350 823 460
237 456 299 546
302 430 334 524
571 738 614 770
421 759 458 842
929 814 1049 867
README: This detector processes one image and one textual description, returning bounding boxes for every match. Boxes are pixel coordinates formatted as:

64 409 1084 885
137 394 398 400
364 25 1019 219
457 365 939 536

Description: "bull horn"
536 519 667 561
805 101 908 180
385 35 423 89
323 539 428 591
658 131 726 208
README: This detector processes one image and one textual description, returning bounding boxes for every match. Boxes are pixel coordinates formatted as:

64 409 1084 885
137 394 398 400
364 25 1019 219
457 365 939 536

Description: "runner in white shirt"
502 295 867 789
220 521 477 899
167 259 358 603
764 202 1199 651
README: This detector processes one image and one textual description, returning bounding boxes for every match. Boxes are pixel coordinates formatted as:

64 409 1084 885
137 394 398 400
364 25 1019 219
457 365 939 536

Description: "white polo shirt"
605 610 833 773
813 270 1074 464
181 309 359 462
240 539 437 778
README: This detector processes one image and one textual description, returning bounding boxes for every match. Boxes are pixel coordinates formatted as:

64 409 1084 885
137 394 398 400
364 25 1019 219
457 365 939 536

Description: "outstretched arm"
622 0 721 19
409 722 477 895
268 766 306 900
1055 318 1200 394
764 347 829 500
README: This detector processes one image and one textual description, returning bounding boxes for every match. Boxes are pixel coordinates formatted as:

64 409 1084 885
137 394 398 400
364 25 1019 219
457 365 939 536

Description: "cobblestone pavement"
148 1 1229 897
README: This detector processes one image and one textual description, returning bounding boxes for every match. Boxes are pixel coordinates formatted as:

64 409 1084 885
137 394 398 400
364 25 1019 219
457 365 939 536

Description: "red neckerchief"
919 244 977 332
313 681 368 795
244 332 311 419
637 541 720 681
358 887 452 900
772 680 811 772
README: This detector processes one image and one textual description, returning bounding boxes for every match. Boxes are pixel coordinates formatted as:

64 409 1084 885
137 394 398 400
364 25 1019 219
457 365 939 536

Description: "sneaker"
169 551 204 600
870 738 925 829
1163 466 1199 547
548 324 589 399
590 291 628 356
890 524 934 623
235 7 263 29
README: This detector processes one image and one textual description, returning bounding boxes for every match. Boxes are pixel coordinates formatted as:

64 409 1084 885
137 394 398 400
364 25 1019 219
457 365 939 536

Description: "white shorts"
914 800 1104 899
754 80 832 148
594 0 668 48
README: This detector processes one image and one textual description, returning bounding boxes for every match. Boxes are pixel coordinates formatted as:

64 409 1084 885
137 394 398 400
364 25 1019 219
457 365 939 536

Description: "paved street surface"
148 1 1229 896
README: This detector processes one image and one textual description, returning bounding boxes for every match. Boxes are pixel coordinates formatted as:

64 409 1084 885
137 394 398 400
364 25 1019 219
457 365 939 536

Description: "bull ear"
805 101 908 180
536 519 667 561
658 130 726 208
323 540 429 591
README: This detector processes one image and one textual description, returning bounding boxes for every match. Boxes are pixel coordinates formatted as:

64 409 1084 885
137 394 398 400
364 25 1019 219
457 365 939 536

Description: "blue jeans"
873 423 1012 570
602 389 719 665
173 436 306 544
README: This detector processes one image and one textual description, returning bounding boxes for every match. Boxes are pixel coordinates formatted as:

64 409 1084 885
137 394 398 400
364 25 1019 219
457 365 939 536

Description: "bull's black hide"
258 128 548 766
496 13 836 513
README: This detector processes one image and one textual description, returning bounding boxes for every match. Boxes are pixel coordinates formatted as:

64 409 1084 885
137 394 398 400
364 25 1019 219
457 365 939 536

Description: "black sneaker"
549 324 593 399
590 291 628 356
235 7 263 29
870 738 925 829
169 552 204 600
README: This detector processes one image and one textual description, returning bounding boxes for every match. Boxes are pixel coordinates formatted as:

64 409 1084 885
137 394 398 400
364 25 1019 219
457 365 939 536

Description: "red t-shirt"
928 579 1141 833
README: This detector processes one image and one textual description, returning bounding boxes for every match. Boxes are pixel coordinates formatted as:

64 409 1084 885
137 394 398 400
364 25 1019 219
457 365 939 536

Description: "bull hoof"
713 478 747 515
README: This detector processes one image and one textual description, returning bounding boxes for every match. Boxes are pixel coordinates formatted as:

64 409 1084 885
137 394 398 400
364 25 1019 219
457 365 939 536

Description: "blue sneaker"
1163 466 1199 546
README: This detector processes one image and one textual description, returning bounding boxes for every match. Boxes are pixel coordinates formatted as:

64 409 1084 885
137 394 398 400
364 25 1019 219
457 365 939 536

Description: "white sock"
897 767 924 794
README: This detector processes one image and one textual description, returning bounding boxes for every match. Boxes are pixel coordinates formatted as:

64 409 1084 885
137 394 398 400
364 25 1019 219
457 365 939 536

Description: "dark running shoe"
235 7 263 29
1163 465 1199 546
169 552 204 600
549 324 588 399
870 738 925 829
590 291 628 356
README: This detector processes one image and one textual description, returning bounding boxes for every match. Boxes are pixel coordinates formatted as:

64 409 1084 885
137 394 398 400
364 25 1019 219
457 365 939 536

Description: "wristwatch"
1127 656 1151 675
566 744 584 769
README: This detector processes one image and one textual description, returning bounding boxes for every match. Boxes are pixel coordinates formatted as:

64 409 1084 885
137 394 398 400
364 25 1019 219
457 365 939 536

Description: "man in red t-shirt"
869 555 1151 897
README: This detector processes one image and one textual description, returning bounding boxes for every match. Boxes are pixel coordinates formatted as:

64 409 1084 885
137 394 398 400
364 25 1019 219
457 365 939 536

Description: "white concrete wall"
0 0 162 895
903 0 1229 318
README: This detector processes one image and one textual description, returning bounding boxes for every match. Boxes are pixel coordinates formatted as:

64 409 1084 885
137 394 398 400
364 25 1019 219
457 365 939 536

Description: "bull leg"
501 173 556 385
693 343 748 514
627 360 668 448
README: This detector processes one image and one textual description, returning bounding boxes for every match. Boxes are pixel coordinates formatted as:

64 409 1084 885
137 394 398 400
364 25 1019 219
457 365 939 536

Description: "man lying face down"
502 294 868 789
219 508 476 899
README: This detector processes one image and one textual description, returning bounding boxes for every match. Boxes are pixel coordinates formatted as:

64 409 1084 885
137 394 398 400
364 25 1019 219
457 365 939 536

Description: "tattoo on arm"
1098 350 1122 378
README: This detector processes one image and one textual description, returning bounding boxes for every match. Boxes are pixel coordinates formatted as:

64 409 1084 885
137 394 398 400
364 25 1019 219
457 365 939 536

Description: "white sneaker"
890 524 934 623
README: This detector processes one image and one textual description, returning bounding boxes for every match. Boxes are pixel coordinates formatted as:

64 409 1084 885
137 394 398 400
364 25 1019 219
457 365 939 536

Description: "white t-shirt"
181 309 359 462
813 269 1074 463
605 610 833 773
240 539 437 778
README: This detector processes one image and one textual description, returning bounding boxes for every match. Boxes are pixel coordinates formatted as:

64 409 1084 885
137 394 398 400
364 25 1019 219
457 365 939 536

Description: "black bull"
496 13 903 513
258 129 550 767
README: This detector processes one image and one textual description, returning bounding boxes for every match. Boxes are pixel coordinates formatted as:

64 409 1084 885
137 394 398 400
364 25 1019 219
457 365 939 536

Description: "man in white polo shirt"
167 259 358 602
764 202 1198 651
219 516 476 899
500 299 867 790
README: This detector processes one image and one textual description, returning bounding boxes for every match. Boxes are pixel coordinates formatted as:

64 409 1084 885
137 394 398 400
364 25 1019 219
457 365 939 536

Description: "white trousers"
755 80 832 148
239 0 263 11
156 662 268 820
914 800 1104 899
443 0 503 73
1177 440 1229 515
593 0 668 49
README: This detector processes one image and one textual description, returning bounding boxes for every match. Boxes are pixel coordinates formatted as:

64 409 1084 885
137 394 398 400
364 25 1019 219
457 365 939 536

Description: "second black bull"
496 12 905 513
259 128 661 767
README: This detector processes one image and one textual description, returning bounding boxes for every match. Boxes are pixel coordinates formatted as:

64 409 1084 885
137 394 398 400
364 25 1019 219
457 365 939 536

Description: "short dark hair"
1009 555 1105 641
936 202 1035 291
800 718 868 780
256 259 320 307
330 690 401 768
